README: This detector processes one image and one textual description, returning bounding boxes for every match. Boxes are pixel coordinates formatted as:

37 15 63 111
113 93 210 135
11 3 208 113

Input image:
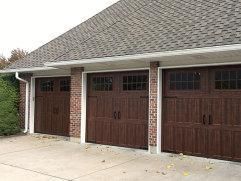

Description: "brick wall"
149 62 159 147
19 73 32 129
69 67 84 137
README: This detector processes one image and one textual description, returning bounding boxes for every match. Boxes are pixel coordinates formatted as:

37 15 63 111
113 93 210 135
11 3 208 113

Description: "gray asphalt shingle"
8 0 241 69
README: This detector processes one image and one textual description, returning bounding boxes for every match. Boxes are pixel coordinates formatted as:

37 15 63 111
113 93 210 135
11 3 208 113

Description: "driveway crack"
0 162 70 181
0 145 53 157
70 155 144 181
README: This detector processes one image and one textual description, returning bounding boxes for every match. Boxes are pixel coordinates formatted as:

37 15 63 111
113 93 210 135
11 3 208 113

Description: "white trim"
159 61 241 69
2 44 241 74
0 67 57 73
15 72 29 133
32 74 70 78
84 67 149 73
81 73 87 144
148 68 151 153
29 74 72 135
83 67 150 152
29 77 35 134
157 68 162 154
157 61 241 154
45 44 241 67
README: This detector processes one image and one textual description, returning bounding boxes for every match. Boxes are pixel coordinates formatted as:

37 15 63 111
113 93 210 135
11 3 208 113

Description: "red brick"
149 61 159 147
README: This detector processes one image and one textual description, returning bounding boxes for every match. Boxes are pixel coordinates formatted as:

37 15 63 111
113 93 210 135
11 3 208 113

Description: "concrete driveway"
0 135 240 181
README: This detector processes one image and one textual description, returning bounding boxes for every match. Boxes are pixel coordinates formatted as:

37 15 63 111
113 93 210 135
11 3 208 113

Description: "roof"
7 0 241 70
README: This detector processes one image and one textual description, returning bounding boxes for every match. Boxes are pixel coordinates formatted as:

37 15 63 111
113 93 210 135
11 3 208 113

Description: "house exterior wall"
19 73 32 129
69 67 84 138
149 62 159 152
20 64 160 153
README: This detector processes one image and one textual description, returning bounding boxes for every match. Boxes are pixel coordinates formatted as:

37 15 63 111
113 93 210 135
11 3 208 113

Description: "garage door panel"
35 97 43 133
163 67 241 161
207 129 221 157
208 99 223 126
87 71 148 149
87 97 97 142
135 124 148 149
193 128 206 155
183 127 193 154
95 121 111 144
222 130 233 159
176 98 201 124
96 97 113 118
118 123 126 147
174 127 183 153
163 126 174 152
126 124 136 147
62 97 70 136
139 97 149 120
224 98 241 126
233 132 241 160
45 96 53 134
111 123 119 145
52 97 62 135
35 77 70 137
127 98 139 120
163 99 176 124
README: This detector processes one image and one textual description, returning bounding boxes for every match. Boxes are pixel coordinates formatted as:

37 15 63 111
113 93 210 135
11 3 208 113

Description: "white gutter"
15 72 29 133
44 44 241 67
0 67 57 74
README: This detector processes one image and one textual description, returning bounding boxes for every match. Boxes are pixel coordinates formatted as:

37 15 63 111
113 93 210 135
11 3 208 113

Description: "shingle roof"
8 0 241 69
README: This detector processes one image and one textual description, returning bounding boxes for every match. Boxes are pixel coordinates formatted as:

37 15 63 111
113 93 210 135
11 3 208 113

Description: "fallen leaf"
166 163 174 169
205 165 213 170
183 171 189 176
101 160 105 163
162 172 167 175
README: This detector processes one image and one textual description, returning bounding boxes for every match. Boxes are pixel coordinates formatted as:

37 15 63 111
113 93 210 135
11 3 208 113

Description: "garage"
162 66 241 161
35 77 70 136
86 71 149 149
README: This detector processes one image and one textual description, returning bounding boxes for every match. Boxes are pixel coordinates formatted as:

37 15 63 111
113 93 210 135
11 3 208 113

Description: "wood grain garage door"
35 77 70 136
163 66 241 162
87 71 149 149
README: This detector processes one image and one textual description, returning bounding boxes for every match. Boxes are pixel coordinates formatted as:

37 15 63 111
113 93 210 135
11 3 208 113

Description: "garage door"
35 77 70 136
87 71 149 149
163 66 241 161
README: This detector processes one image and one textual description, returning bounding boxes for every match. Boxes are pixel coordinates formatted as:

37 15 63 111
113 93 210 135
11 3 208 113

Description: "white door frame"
29 75 71 134
81 67 150 147
156 61 241 154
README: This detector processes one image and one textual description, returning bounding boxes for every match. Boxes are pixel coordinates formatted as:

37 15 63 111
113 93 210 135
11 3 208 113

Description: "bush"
0 74 20 136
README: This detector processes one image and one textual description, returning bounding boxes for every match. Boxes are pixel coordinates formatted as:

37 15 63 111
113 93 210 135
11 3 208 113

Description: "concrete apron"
0 135 240 181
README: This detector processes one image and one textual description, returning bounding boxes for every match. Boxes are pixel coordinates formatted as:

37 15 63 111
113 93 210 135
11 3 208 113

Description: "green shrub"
0 74 20 136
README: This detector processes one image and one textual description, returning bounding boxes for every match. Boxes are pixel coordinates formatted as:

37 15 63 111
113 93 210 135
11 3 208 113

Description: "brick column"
69 67 84 139
19 73 32 129
149 61 159 153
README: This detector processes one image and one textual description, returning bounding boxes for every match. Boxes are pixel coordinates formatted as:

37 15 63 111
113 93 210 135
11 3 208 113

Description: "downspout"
15 72 29 133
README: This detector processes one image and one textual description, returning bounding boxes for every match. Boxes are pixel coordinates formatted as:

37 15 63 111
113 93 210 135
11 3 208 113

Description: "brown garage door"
35 77 70 136
163 66 241 162
87 71 149 149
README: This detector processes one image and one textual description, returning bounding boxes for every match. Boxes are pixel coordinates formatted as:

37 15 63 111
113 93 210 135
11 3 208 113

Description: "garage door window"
169 72 201 90
60 79 70 92
123 75 148 91
92 77 113 91
215 70 241 90
40 80 53 92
